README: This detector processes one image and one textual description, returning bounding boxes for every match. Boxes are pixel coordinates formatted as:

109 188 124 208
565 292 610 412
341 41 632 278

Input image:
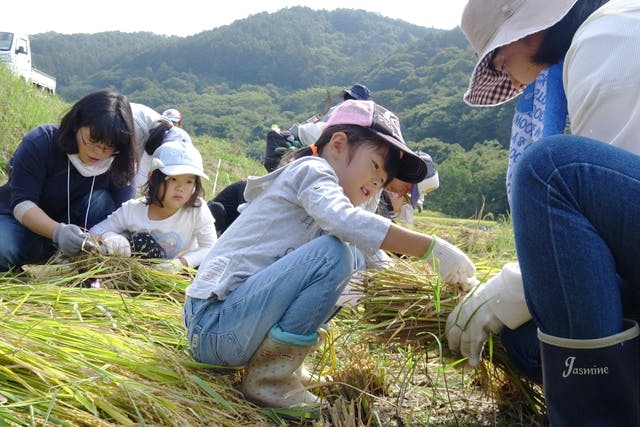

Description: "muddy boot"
538 319 640 426
241 337 321 409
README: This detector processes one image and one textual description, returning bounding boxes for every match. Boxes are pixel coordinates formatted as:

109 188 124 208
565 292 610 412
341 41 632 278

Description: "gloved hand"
155 258 185 273
100 232 132 257
446 262 531 366
425 236 477 289
53 223 89 256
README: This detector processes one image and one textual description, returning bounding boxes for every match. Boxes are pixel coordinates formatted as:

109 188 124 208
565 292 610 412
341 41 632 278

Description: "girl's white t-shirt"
89 197 217 268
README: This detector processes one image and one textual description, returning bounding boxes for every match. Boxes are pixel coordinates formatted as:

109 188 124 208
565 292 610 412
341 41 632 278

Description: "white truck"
0 31 56 94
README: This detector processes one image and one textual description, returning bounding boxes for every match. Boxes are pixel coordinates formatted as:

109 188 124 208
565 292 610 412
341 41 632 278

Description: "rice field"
0 213 547 426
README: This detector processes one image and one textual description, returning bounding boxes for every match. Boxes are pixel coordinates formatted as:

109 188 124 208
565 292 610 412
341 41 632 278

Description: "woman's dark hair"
281 124 401 186
533 0 609 65
145 119 174 155
57 88 136 187
143 169 204 208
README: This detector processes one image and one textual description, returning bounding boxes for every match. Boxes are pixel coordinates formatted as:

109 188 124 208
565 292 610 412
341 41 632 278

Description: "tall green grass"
0 65 67 176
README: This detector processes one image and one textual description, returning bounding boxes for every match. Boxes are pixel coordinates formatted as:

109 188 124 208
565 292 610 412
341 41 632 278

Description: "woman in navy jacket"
0 89 136 271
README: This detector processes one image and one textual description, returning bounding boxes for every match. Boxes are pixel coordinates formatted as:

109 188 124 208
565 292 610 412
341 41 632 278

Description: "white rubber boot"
293 328 330 385
240 337 321 409
294 364 314 384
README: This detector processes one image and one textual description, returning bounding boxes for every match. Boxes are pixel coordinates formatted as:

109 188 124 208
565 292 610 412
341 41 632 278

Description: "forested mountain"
27 7 516 217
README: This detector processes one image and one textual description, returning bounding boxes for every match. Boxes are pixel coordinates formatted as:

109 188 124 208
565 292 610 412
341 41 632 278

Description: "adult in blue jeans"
446 0 640 425
0 89 136 271
512 135 640 426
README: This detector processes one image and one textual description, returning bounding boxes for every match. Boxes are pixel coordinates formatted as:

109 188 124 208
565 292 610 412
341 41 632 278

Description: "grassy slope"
0 68 546 426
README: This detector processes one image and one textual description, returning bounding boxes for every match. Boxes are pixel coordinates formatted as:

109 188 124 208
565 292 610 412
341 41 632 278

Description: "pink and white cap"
327 100 427 183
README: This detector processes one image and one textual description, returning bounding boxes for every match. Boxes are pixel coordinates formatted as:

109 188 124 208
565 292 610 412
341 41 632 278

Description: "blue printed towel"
507 61 568 203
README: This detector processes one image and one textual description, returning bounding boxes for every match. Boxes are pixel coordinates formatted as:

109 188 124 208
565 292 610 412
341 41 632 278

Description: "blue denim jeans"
504 135 640 376
0 189 117 271
183 235 359 367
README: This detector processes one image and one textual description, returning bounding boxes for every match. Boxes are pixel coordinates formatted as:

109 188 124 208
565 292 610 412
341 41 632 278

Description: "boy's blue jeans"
503 135 640 379
183 235 359 367
0 189 116 271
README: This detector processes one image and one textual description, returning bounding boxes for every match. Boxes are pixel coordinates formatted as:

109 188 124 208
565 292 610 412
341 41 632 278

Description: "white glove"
100 232 132 257
156 258 185 273
446 262 531 366
426 236 477 289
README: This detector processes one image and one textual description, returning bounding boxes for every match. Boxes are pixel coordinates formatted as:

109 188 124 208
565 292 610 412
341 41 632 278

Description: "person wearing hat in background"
183 99 476 411
341 83 372 102
316 83 372 123
89 139 216 271
446 0 640 424
0 89 137 271
162 108 183 128
377 151 440 226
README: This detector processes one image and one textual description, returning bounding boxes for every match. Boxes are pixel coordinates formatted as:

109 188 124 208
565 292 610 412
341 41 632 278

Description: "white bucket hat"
461 0 578 106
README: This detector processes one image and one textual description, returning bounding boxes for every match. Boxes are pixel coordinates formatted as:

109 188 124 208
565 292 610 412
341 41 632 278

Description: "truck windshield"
0 32 13 51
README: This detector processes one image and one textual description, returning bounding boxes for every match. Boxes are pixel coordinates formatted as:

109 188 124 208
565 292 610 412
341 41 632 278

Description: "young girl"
90 139 217 270
183 100 476 410
132 119 192 193
0 89 136 271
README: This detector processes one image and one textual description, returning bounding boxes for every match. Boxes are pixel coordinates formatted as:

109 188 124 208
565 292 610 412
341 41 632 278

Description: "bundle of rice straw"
353 257 546 414
20 251 193 297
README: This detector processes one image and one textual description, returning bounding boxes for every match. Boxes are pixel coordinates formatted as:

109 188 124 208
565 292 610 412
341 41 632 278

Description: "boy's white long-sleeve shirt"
89 197 217 268
186 156 392 300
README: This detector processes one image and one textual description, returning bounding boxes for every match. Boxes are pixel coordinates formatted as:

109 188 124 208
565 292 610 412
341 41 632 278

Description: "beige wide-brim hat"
462 0 578 107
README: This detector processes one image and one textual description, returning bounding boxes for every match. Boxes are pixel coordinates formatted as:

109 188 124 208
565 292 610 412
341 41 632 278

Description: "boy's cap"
151 139 209 180
341 83 372 101
461 0 578 106
162 108 183 123
411 151 440 207
327 100 427 183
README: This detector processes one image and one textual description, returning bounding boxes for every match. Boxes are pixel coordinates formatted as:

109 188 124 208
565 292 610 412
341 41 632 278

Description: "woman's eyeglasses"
80 131 119 156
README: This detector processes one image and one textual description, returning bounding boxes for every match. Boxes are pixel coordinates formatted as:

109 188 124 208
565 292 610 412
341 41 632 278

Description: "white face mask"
67 154 114 177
